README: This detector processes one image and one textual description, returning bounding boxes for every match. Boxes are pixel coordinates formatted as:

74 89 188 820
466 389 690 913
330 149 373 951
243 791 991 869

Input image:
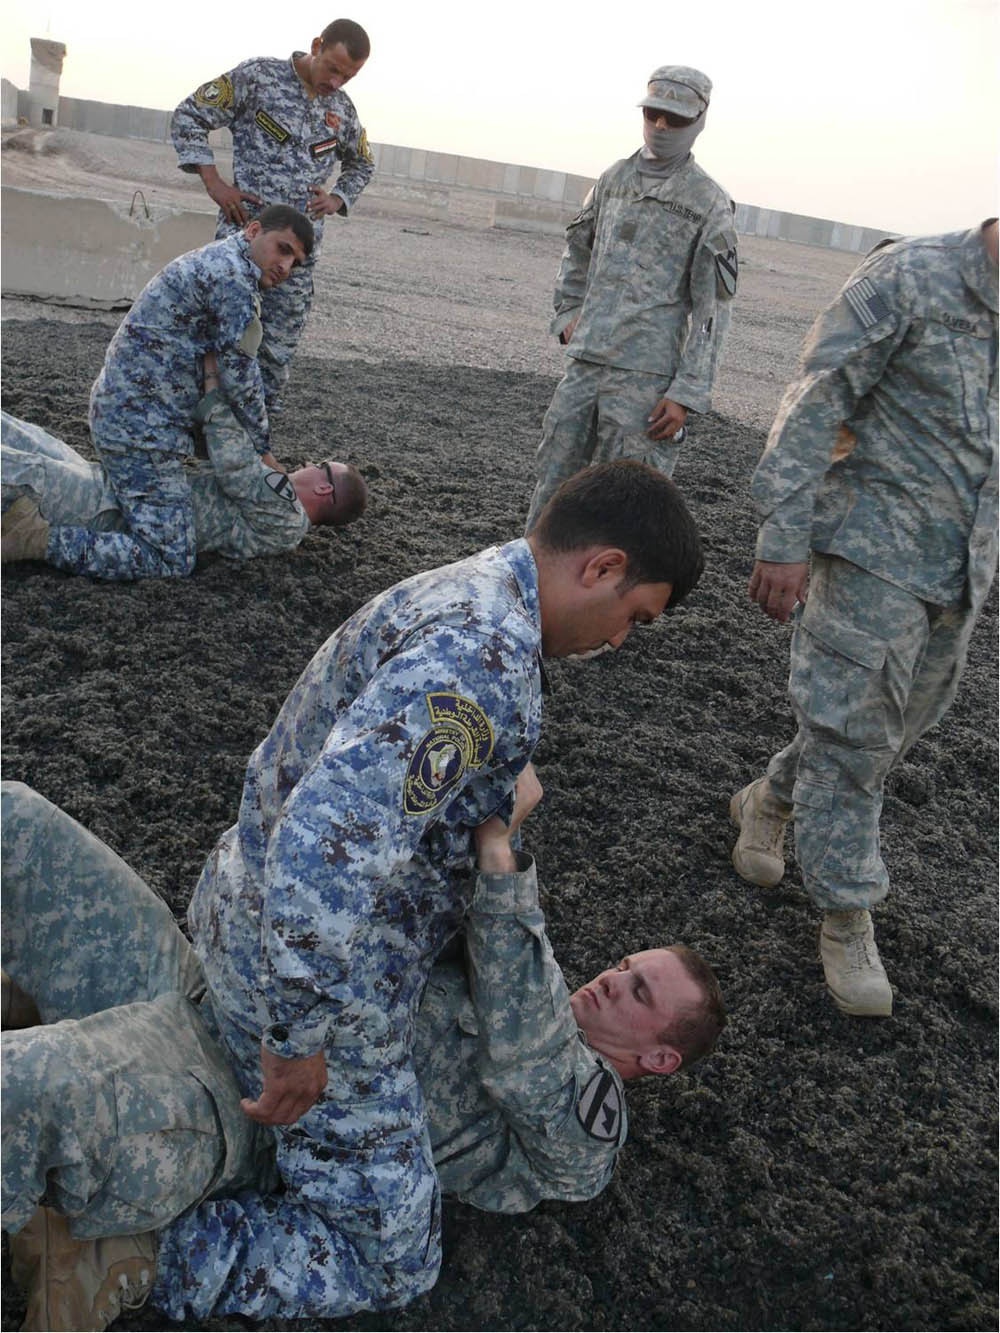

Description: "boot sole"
826 982 893 1018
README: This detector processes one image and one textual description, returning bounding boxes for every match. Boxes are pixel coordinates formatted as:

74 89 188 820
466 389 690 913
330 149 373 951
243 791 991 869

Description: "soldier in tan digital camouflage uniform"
731 219 998 1018
525 64 738 530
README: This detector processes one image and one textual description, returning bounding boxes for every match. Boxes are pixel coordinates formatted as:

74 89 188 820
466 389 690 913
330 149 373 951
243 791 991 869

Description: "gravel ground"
1 133 996 1333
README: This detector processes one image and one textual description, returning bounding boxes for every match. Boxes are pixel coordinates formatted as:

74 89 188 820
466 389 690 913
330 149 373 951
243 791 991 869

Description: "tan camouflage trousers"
766 555 979 911
525 359 682 531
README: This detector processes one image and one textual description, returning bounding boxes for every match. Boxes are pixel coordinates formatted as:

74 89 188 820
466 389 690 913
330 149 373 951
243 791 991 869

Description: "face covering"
640 110 706 174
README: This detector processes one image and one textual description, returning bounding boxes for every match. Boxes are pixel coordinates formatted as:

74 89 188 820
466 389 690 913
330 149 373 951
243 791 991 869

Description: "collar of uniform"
234 231 263 284
498 537 542 651
961 222 999 314
627 148 695 201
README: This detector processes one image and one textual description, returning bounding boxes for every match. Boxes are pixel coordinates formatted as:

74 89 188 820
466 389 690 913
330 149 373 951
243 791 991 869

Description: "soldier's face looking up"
306 39 367 96
570 949 703 1071
245 225 308 288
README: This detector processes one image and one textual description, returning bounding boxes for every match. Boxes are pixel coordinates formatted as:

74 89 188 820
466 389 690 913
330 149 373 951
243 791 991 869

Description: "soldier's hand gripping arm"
460 765 622 1210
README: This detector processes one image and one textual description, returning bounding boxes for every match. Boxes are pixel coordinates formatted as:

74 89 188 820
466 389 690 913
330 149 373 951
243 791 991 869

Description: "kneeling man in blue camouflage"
1 205 313 580
2 459 710 1325
1 393 367 569
1 769 725 1329
730 218 998 1017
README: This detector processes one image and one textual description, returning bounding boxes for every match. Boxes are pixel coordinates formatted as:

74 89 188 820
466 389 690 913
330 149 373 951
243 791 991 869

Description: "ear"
311 36 323 56
580 547 628 589
244 220 262 240
637 1045 682 1077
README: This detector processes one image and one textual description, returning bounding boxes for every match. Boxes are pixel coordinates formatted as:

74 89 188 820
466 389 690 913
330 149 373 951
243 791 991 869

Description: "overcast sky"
2 0 997 235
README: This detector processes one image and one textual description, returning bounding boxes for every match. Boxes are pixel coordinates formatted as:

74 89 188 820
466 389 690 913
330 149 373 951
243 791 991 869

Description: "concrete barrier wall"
14 92 894 254
1 186 214 305
1 78 19 127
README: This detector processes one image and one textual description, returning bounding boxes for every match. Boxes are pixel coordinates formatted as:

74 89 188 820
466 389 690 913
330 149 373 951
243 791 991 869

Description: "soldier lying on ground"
1 396 368 569
0 205 314 581
2 769 726 1331
3 460 712 1326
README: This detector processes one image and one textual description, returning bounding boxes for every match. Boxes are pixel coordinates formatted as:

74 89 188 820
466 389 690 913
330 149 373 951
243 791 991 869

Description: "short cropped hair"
333 463 368 525
531 460 704 607
660 945 727 1068
257 204 315 259
320 19 371 60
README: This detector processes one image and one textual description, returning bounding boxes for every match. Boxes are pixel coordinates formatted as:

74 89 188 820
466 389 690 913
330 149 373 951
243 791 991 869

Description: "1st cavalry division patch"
194 76 234 110
576 1069 623 1144
403 693 494 815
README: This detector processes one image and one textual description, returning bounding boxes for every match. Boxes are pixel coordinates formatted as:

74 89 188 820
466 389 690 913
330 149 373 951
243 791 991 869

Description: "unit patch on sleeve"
194 76 234 110
843 276 891 330
710 231 739 298
576 1069 623 1144
264 470 298 503
255 110 291 145
403 692 495 815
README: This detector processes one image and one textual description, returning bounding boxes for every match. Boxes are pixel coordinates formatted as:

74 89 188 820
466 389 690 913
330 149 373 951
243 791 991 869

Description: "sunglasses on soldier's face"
320 461 337 497
643 105 698 128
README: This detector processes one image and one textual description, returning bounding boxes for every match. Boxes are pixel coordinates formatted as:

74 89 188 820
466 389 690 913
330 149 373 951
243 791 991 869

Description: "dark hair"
319 18 371 60
659 945 727 1068
531 460 704 607
256 204 315 259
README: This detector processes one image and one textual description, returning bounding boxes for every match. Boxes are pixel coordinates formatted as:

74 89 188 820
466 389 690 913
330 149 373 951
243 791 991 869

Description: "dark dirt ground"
1 320 997 1333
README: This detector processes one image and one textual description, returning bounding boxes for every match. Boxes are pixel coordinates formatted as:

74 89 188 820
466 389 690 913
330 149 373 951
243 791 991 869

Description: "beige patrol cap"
639 66 712 117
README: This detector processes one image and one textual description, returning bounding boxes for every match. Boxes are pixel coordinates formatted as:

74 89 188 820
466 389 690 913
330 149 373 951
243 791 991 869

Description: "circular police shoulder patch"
194 76 235 110
576 1068 623 1144
403 692 494 816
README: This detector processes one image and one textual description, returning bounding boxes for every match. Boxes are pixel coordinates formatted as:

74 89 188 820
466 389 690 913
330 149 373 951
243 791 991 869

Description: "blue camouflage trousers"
766 555 979 912
0 784 443 1322
45 444 197 580
0 782 269 1241
525 359 681 531
258 262 315 414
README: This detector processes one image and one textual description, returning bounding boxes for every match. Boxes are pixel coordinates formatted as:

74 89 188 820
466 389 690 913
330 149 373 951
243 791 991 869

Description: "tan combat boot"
820 910 893 1017
729 777 793 887
1 969 41 1029
9 1207 157 1331
1 497 51 563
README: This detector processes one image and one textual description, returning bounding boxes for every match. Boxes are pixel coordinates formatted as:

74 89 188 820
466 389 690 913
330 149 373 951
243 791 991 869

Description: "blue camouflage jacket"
89 234 269 457
188 540 544 1077
172 53 375 254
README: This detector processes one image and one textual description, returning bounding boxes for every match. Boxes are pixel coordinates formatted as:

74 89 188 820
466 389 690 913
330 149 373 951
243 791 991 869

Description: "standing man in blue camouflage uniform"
525 65 737 530
730 219 998 1017
172 18 375 411
1 399 367 568
4 459 704 1326
1 207 313 581
2 766 725 1330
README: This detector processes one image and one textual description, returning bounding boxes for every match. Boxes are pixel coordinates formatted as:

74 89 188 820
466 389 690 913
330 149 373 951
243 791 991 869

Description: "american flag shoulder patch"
843 277 891 329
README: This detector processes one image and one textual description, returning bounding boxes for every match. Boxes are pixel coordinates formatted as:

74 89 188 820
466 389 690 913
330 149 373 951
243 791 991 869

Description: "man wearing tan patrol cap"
525 65 738 529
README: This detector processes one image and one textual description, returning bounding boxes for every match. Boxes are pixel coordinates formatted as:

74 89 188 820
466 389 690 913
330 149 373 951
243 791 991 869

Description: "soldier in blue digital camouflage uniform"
172 18 375 411
0 206 314 581
2 459 705 1326
1 396 367 568
730 219 998 1018
2 765 725 1331
525 65 738 530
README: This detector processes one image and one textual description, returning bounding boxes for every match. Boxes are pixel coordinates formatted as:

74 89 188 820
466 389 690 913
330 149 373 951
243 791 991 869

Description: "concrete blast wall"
48 93 893 253
1 187 214 306
27 39 65 129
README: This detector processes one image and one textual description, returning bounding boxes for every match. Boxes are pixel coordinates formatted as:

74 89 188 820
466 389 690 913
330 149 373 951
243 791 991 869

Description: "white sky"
2 0 997 235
